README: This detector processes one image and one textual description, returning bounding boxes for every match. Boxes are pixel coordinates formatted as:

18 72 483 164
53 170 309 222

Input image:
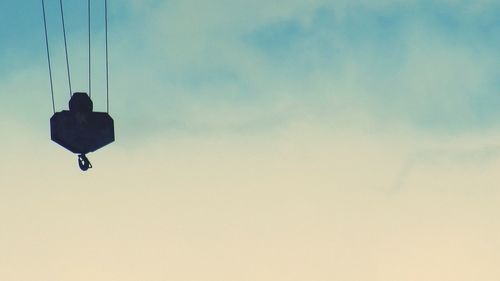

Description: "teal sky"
2 1 500 136
2 1 500 280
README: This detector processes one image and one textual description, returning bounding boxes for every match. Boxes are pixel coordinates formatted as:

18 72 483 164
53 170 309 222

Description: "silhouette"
50 93 114 171
78 154 93 171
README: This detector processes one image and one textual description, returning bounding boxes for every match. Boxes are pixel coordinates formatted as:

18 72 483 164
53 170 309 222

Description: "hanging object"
42 0 114 171
50 93 114 171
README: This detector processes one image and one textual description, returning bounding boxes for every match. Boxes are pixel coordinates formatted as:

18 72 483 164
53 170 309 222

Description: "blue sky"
2 0 500 137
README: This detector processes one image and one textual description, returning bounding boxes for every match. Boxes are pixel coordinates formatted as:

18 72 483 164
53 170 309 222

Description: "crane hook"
78 154 92 171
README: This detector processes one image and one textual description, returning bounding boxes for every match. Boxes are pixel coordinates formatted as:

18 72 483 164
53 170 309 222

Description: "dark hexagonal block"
51 111 115 154
50 93 114 154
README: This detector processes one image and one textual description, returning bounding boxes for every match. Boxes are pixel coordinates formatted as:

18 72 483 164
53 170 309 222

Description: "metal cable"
105 0 109 113
104 0 109 113
42 0 56 113
88 0 92 98
59 0 72 97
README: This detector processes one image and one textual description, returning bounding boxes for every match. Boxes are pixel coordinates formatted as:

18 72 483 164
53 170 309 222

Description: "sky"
1 0 500 280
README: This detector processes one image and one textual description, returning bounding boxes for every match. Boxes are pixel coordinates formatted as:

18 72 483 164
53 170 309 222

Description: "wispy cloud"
2 0 500 136
106 0 500 135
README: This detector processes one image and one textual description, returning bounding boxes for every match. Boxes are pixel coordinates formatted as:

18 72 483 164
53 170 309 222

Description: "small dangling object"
78 154 93 171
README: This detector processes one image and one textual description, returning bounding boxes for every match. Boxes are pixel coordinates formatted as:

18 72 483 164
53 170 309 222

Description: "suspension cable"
88 0 92 98
41 0 56 113
59 0 72 97
105 0 110 113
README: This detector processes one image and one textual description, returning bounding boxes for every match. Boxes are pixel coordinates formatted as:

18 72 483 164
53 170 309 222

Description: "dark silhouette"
50 93 114 171
78 154 92 171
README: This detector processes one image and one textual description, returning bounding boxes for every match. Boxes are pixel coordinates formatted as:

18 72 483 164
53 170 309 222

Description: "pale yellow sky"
1 122 500 280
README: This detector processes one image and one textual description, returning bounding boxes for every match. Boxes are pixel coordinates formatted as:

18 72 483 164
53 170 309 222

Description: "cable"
105 0 109 113
88 0 92 98
59 0 72 97
42 0 56 113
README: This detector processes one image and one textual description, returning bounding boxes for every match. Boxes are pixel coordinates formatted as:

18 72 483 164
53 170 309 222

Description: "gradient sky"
2 1 500 280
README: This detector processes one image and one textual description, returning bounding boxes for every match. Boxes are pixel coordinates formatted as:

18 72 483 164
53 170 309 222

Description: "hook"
78 154 92 171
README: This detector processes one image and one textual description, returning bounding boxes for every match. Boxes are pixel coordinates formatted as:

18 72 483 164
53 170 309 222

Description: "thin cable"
59 0 72 97
105 0 109 113
88 0 92 98
42 0 56 113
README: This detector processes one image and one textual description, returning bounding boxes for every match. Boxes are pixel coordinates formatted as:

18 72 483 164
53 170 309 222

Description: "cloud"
2 0 500 137
103 0 500 135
